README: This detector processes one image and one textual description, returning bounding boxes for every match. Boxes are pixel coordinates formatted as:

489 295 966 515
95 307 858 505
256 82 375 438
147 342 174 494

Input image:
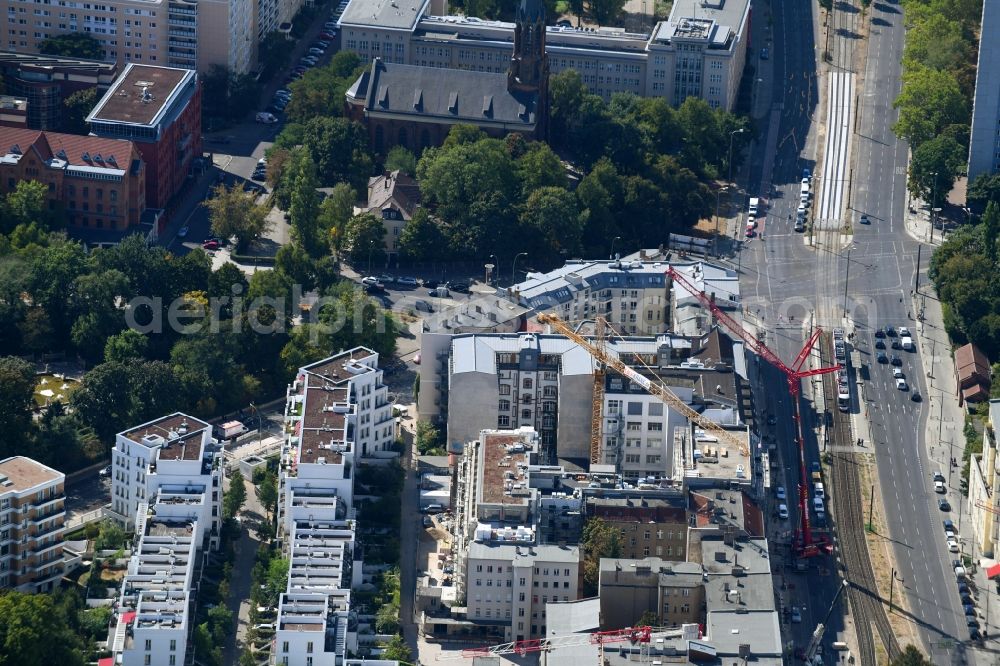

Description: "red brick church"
345 0 549 154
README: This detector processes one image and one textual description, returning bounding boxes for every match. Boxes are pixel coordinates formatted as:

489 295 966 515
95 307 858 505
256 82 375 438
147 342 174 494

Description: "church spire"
508 0 548 94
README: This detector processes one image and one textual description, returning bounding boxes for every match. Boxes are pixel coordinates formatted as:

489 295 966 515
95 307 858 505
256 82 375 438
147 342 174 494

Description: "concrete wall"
447 372 502 449
555 373 592 461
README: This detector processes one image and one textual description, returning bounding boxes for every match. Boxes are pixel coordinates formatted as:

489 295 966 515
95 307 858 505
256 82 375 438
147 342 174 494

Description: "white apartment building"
0 0 254 73
464 541 579 641
338 0 749 109
968 0 1000 181
111 508 198 666
109 412 222 551
0 456 65 592
273 349 388 666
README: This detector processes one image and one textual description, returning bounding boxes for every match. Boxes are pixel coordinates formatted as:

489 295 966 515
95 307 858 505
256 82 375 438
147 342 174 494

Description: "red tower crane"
446 626 654 659
665 266 840 557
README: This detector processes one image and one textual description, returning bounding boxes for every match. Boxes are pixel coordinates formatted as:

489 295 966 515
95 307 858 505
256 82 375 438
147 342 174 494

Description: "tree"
520 186 582 257
635 610 658 627
318 182 356 253
908 135 966 206
415 420 444 455
286 149 324 256
381 635 413 663
549 70 589 147
104 329 149 364
94 519 126 550
203 184 272 252
256 472 278 517
7 181 51 229
38 33 102 59
316 282 399 359
516 142 567 194
385 145 417 175
62 87 98 135
581 517 621 596
284 52 362 123
890 645 933 666
893 66 969 149
301 116 373 191
224 470 247 519
967 172 1000 214
0 356 36 458
588 0 626 25
399 208 446 262
258 31 292 77
376 601 401 634
0 591 86 666
344 212 386 264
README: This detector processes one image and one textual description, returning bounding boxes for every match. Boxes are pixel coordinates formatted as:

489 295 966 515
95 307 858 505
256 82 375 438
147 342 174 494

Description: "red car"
202 240 220 250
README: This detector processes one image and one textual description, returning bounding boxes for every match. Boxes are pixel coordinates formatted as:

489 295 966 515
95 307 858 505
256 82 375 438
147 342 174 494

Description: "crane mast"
663 266 839 557
536 313 750 457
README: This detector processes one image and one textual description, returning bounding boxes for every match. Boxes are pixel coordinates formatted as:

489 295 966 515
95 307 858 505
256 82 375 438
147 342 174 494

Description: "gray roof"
545 597 600 637
349 59 540 128
654 0 751 49
339 0 429 30
467 541 579 564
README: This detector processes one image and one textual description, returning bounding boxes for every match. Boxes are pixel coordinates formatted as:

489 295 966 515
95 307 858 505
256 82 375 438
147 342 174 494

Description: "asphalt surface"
739 0 972 659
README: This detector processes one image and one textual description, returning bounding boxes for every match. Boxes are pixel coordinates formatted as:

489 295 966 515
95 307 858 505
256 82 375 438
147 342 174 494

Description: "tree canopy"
38 33 102 59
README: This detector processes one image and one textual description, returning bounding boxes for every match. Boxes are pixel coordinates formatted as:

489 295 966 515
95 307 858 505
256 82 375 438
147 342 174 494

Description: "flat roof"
479 431 532 505
120 413 210 444
300 347 377 384
0 456 62 492
339 0 429 30
88 63 193 128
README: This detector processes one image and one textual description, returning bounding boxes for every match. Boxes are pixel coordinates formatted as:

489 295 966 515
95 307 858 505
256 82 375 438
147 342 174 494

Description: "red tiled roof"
0 126 135 169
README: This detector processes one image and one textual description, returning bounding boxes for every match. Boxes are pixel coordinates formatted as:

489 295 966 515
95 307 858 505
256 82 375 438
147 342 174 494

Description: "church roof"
348 58 540 129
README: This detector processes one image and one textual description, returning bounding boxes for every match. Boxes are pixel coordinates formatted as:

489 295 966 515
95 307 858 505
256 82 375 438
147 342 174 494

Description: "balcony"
28 509 65 526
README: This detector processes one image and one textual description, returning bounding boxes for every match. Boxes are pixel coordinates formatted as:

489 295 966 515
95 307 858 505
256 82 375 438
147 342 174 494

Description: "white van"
800 180 810 200
901 336 914 351
748 197 760 216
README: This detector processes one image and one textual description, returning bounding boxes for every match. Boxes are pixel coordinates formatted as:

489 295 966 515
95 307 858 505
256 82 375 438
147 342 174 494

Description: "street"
736 0 976 659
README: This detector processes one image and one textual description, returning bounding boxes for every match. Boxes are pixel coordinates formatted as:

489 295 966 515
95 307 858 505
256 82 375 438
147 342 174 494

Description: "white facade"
968 0 1000 182
338 0 749 109
272 348 397 666
0 456 65 593
110 413 222 550
969 399 1000 557
112 509 197 666
464 541 580 641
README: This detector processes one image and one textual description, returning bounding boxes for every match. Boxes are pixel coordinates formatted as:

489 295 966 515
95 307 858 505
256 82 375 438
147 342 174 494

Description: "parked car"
890 355 902 366
935 480 947 493
944 519 956 532
202 240 221 250
315 40 330 48
859 214 870 224
899 326 910 337
422 279 439 289
99 465 112 476
422 504 445 514
875 339 885 349
422 516 434 527
777 503 789 519
893 367 904 379
256 111 278 124
309 47 325 55
429 286 450 297
414 299 434 312
934 471 946 482
447 281 470 292
775 486 786 500
177 226 189 238
875 327 886 338
877 352 888 364
320 31 337 39
948 539 960 553
790 607 801 623
938 498 950 511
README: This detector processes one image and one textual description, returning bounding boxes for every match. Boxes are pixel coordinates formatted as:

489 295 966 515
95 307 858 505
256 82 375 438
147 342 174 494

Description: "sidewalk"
909 262 995 650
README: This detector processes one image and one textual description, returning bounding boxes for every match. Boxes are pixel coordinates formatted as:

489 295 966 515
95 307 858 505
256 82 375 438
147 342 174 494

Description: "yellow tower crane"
537 313 749 457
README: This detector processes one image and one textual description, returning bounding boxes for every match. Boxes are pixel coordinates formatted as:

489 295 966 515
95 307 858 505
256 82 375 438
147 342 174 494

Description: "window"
145 641 151 651
144 657 150 666
519 608 525 616
499 415 510 427
307 642 314 653
170 640 176 651
499 384 511 395
523 378 533 389
647 422 662 431
521 409 531 419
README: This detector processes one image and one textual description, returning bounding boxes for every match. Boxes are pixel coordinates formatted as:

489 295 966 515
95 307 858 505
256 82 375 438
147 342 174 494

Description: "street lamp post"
610 236 621 260
512 252 527 287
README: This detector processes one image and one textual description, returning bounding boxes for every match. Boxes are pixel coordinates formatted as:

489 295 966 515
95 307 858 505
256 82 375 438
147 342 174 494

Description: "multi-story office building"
338 0 749 109
87 63 200 209
968 0 1000 182
0 0 253 75
585 497 688 561
109 412 222 551
0 51 119 130
421 326 745 475
110 509 199 666
0 125 147 237
0 456 65 593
